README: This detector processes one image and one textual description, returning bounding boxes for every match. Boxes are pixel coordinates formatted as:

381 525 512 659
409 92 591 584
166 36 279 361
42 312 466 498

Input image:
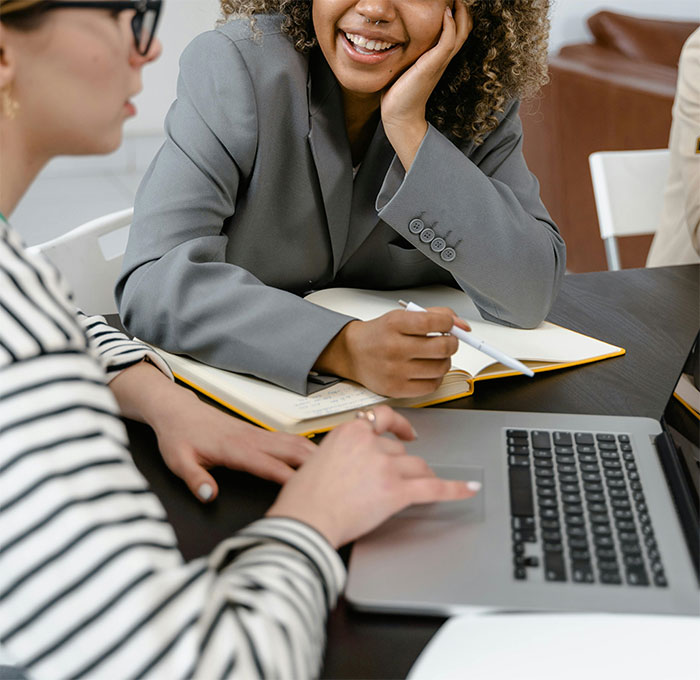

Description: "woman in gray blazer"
118 0 566 396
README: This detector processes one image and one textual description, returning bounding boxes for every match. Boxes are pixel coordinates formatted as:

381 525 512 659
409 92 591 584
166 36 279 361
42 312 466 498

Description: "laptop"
346 338 700 616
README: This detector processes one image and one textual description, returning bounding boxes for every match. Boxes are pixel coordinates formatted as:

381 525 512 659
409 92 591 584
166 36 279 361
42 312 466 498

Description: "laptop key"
613 509 633 520
524 556 539 568
617 434 630 443
615 520 636 531
508 445 530 455
624 555 644 568
555 446 574 455
507 429 528 438
544 542 563 552
626 568 649 586
571 549 591 561
575 433 595 445
533 450 553 459
540 519 560 530
512 516 535 530
569 538 589 550
554 432 573 446
583 482 604 492
582 473 602 482
542 530 562 542
653 572 668 587
508 467 534 517
598 442 618 451
600 572 622 585
531 431 552 449
596 549 617 561
536 477 555 488
561 483 581 494
509 455 530 467
596 433 615 442
590 513 610 524
535 468 554 478
514 566 527 580
572 562 594 583
577 445 596 454
513 530 537 543
544 552 567 581
559 474 579 484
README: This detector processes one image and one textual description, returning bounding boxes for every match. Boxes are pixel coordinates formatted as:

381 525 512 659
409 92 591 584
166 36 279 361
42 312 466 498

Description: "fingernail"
198 483 214 501
466 481 481 492
411 426 419 439
446 6 452 17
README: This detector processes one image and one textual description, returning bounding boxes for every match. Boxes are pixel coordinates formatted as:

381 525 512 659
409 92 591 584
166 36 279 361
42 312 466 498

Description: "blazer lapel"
339 121 396 269
306 52 352 275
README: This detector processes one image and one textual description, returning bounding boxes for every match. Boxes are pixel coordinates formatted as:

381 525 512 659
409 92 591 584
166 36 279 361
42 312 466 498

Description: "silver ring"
355 408 378 431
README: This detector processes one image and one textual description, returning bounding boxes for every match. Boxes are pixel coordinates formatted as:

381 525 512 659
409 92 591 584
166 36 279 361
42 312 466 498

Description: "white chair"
589 149 670 271
27 207 133 315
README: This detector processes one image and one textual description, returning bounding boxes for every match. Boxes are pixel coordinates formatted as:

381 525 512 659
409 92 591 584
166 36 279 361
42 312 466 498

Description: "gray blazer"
117 15 566 395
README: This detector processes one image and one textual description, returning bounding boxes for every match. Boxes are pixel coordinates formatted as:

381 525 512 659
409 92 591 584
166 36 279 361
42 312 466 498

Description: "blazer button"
430 237 446 253
419 228 435 243
409 218 424 234
440 247 456 262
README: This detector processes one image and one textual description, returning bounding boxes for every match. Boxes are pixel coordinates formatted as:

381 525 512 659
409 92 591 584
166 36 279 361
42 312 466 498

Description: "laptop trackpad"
396 465 485 522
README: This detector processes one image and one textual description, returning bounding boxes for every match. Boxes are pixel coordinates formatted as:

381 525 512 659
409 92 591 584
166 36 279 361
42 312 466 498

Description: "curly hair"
218 0 550 144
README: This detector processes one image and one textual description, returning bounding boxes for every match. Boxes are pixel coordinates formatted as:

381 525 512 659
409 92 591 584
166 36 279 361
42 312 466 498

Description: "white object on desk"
407 613 700 680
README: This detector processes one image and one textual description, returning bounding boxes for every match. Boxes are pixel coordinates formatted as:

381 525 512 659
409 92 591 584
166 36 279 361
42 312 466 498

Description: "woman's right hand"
314 307 470 397
266 406 480 549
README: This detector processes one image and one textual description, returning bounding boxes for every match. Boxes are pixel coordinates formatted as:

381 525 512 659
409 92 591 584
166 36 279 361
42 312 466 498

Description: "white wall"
125 0 700 136
549 0 700 52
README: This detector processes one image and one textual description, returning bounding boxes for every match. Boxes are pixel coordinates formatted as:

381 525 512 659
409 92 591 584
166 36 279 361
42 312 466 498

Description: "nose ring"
365 18 382 25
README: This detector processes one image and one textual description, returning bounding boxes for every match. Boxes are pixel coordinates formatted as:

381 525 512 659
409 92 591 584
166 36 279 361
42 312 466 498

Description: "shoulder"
184 14 303 66
180 14 308 92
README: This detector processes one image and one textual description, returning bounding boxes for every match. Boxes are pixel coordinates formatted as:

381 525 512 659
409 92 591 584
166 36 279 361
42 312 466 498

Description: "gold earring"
1 87 19 120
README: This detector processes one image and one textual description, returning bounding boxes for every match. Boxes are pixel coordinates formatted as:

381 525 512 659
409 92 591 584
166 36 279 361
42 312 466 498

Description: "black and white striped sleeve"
77 310 173 380
0 221 346 679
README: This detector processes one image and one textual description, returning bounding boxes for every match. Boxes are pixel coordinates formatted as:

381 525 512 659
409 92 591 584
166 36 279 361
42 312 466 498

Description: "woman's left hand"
150 393 316 502
109 361 316 502
381 1 472 170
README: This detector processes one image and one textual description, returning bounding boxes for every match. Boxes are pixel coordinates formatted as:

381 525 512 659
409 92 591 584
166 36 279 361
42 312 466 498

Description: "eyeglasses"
41 0 162 55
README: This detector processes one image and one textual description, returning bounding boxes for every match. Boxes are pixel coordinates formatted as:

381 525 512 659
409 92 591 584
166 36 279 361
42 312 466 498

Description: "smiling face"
313 0 450 97
2 5 161 158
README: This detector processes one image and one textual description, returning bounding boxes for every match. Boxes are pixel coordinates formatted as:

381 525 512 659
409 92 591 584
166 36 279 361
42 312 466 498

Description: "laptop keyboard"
507 429 667 587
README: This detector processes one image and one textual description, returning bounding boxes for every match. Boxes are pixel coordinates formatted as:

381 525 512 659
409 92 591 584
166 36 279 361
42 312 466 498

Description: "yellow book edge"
474 347 627 382
172 371 475 437
673 392 700 420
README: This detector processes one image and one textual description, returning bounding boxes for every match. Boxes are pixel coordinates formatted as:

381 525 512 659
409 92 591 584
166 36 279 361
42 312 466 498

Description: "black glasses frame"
40 0 162 56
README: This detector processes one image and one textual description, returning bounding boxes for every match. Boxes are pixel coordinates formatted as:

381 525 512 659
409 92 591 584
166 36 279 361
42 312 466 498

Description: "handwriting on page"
285 381 386 419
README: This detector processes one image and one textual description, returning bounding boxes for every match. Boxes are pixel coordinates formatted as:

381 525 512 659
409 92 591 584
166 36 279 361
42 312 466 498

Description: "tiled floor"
11 134 164 247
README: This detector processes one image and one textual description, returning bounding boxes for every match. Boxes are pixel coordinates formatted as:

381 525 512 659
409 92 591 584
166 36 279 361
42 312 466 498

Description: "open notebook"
148 285 624 436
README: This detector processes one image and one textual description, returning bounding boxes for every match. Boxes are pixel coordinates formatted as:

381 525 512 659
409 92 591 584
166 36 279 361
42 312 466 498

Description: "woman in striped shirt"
0 1 479 677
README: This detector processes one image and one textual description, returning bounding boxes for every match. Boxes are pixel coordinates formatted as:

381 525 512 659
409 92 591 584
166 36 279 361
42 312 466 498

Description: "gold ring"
355 408 378 431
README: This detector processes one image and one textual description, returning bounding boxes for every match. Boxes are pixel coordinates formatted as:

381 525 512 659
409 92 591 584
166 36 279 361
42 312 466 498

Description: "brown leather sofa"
521 11 699 272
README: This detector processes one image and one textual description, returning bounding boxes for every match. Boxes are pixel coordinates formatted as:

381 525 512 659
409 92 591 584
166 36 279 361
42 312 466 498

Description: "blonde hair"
219 0 551 144
1 0 50 28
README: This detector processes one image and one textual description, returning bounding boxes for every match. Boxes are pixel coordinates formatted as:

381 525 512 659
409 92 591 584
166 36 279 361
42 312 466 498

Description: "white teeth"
344 32 396 53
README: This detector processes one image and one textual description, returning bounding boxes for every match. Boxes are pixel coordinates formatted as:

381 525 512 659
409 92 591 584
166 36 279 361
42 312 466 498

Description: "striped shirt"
0 218 345 679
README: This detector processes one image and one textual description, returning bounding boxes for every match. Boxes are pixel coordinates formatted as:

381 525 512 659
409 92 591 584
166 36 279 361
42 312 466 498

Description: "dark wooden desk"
121 265 699 679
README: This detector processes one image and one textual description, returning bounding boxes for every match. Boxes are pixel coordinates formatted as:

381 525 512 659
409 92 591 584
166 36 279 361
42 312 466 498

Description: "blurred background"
11 0 700 272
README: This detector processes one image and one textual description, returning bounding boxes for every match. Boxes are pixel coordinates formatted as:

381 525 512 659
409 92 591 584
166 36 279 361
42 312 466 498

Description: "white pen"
398 300 535 378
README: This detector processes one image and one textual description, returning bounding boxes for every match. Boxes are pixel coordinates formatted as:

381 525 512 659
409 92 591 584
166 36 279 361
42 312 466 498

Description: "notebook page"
305 286 623 377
